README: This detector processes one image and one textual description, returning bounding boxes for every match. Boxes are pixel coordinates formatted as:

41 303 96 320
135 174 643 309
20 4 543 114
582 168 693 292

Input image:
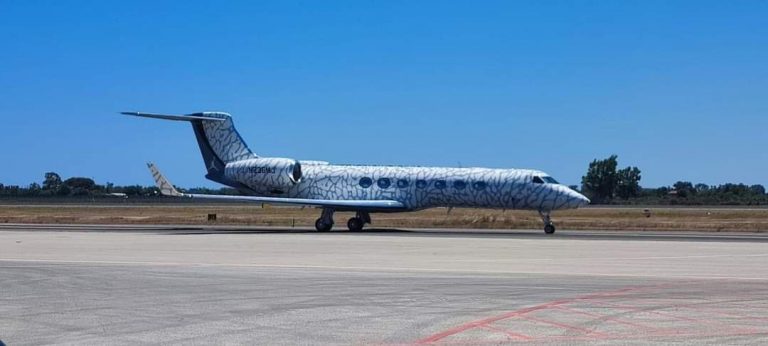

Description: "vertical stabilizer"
123 111 257 180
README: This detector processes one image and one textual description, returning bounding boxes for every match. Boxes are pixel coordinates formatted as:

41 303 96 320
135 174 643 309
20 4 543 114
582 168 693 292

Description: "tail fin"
124 112 257 182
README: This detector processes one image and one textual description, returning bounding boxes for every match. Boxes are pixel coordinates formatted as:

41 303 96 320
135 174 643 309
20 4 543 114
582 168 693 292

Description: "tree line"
0 172 235 197
2 162 767 205
580 155 768 205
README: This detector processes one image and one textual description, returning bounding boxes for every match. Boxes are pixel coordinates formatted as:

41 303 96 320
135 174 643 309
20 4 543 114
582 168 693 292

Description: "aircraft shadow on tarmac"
162 227 768 243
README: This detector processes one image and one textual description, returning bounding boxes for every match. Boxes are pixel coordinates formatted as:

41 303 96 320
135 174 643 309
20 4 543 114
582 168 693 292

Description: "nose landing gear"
539 211 556 234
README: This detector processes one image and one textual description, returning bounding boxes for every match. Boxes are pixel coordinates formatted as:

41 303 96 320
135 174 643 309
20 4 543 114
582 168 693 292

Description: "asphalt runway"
2 224 768 345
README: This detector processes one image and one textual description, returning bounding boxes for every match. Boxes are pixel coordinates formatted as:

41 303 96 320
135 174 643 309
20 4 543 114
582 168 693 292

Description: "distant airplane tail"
147 162 184 197
122 112 257 182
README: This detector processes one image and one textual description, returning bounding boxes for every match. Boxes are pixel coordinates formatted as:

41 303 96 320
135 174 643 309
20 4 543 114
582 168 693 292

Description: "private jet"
126 111 589 233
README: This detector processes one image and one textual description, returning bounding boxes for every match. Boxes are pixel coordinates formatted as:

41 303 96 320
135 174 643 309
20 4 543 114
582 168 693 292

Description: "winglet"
147 163 184 197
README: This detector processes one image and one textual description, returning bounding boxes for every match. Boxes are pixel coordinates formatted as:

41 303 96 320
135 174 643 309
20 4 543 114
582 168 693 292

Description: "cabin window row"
359 177 487 191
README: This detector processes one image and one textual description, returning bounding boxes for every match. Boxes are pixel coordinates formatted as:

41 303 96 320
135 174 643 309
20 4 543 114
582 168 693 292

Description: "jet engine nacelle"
225 157 302 192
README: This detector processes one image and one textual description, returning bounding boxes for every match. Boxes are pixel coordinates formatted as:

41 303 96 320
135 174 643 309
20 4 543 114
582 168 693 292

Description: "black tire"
544 224 556 234
315 218 332 232
347 217 364 232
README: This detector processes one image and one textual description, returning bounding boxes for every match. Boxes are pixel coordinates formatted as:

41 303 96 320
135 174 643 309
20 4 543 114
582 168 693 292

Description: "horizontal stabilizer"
127 110 255 168
122 112 226 122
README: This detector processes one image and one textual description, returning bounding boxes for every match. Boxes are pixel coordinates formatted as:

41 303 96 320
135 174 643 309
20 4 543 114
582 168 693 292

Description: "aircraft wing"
147 163 406 210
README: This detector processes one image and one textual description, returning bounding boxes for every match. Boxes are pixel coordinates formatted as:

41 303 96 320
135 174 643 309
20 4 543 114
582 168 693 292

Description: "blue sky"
1 1 766 188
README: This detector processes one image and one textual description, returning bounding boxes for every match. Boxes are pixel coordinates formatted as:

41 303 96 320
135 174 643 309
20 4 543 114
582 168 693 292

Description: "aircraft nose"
547 185 590 210
569 190 590 208
561 188 590 209
576 193 590 207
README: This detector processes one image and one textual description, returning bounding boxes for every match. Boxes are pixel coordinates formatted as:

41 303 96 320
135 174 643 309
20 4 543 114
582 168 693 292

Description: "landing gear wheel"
347 217 364 232
315 208 335 232
315 218 332 232
538 210 555 235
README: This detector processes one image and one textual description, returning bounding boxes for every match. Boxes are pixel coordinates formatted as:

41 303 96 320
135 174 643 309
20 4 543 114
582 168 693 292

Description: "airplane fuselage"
225 160 588 212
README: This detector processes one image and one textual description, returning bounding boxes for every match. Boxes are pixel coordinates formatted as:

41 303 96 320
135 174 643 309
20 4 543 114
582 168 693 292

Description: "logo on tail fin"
207 158 219 172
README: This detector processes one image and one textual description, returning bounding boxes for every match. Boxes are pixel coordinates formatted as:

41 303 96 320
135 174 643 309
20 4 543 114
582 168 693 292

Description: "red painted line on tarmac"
600 301 720 324
520 315 607 336
413 300 570 344
526 329 768 343
479 325 533 340
407 329 768 346
617 293 768 325
413 284 668 344
598 301 759 334
553 305 657 330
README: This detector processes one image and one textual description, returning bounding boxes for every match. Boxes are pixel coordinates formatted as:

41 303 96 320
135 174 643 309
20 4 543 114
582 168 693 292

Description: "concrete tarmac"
1 224 768 345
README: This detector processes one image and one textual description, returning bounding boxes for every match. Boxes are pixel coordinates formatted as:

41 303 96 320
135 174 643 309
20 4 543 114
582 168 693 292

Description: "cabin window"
397 179 409 188
453 180 466 190
416 180 428 189
472 181 487 190
359 177 373 188
434 180 447 189
542 176 559 184
532 176 545 184
377 178 391 189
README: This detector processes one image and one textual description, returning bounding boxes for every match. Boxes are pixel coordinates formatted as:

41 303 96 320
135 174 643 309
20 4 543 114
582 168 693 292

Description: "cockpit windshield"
542 176 559 184
533 175 560 184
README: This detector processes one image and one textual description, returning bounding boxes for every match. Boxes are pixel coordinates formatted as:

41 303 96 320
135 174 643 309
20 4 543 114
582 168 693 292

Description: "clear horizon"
2 1 766 188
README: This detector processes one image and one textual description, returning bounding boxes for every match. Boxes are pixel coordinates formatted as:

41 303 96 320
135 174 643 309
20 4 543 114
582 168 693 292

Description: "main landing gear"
539 210 556 234
315 208 335 232
346 211 371 232
314 208 371 232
